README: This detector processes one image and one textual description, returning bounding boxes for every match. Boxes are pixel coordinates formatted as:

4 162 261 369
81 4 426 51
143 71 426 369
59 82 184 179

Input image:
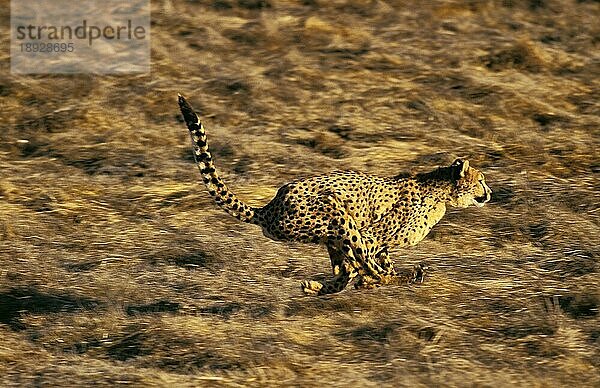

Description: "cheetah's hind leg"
297 194 386 295
301 260 356 296
301 245 357 296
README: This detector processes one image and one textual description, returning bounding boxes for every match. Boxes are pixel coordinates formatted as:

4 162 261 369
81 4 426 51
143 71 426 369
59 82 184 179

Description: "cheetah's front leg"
327 244 343 276
374 246 397 276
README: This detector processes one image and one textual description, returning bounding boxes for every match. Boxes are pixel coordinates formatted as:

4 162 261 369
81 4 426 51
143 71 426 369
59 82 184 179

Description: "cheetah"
178 94 492 296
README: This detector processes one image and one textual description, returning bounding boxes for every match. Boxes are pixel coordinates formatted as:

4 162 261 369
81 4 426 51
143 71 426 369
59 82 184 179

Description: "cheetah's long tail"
178 94 257 224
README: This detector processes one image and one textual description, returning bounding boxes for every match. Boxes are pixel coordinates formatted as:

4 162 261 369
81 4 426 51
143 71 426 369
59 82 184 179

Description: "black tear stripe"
178 94 256 224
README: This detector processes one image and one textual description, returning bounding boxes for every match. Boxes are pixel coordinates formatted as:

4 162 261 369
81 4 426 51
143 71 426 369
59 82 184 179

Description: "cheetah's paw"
410 262 429 284
301 280 323 296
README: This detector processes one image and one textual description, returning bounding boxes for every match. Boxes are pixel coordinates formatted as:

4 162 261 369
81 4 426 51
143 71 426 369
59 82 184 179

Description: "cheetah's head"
447 159 492 208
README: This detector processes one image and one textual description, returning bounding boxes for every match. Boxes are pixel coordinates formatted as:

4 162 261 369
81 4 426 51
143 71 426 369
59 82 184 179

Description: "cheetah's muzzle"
473 185 492 207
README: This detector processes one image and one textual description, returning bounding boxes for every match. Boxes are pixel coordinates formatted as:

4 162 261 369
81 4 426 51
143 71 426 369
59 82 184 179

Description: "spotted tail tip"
177 93 199 126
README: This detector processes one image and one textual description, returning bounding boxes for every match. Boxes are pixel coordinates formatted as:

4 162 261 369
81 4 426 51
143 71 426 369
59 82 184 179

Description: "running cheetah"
178 95 492 295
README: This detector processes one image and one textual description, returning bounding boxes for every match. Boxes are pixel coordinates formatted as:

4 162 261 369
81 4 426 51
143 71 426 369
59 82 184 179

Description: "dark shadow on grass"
63 260 101 272
539 249 597 277
67 338 103 355
245 303 275 319
170 252 210 269
336 323 398 344
156 349 244 373
107 332 151 361
0 287 101 331
198 303 241 319
559 294 599 319
474 324 556 339
146 248 217 270
284 295 371 317
105 329 246 371
126 300 181 316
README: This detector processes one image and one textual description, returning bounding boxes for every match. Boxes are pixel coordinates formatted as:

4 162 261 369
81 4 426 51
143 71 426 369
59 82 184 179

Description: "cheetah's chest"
371 195 446 247
404 199 446 245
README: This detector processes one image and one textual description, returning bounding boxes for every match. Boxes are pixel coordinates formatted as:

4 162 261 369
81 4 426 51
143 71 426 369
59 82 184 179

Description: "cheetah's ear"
450 159 469 179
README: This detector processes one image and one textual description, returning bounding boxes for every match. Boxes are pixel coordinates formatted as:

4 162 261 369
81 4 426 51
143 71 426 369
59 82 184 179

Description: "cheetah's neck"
414 177 455 205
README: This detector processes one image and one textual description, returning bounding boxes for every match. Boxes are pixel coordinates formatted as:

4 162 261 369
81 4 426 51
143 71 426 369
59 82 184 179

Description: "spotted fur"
178 95 492 295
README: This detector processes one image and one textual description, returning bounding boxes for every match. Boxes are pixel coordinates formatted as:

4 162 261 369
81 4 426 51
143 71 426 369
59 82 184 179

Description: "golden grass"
1 0 599 386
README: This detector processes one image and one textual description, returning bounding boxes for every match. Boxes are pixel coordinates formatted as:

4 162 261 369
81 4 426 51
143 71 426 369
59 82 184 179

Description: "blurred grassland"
0 0 599 386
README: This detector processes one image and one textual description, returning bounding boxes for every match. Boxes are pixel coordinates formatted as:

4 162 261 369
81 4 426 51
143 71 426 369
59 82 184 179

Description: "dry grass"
1 0 599 386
